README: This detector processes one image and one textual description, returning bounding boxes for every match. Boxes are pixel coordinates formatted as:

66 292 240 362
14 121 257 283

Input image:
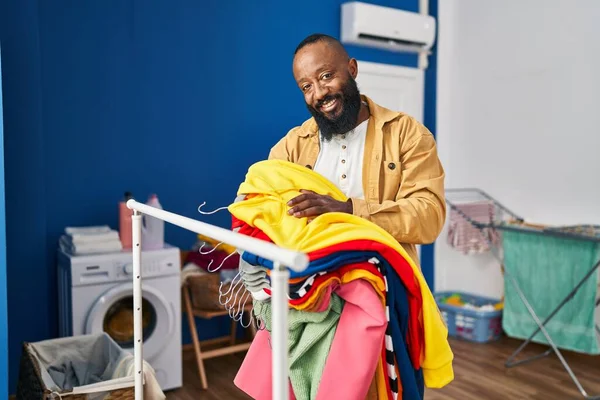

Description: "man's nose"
314 83 329 103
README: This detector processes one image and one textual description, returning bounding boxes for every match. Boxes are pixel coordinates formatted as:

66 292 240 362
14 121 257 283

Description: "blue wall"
0 46 8 400
0 0 437 393
421 0 439 292
0 1 47 395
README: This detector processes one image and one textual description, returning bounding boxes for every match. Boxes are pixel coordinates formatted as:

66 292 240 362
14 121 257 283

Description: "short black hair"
294 33 347 57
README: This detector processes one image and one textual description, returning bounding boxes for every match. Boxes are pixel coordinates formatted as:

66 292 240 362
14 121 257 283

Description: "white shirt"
313 118 368 200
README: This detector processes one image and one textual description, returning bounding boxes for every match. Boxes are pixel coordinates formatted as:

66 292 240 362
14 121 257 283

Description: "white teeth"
322 99 336 109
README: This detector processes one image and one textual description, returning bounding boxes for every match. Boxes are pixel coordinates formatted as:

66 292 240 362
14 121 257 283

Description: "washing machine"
57 244 182 391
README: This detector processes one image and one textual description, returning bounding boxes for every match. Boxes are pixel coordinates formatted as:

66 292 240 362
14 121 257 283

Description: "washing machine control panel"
64 246 180 286
114 257 178 279
121 263 134 275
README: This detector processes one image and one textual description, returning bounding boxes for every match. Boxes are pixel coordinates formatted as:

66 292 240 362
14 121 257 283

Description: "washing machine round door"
85 282 174 361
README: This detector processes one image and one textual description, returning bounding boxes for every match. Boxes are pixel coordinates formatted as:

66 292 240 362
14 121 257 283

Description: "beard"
306 76 362 142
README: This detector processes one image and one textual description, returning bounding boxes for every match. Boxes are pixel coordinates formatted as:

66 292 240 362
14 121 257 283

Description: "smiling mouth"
319 97 339 113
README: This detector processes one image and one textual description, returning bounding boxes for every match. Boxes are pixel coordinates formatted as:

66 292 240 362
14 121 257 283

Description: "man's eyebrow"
316 64 336 73
296 64 336 81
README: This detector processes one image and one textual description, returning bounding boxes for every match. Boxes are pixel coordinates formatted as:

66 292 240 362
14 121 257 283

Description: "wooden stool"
182 282 257 390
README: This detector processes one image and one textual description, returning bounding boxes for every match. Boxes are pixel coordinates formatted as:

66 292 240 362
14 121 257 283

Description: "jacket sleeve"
350 126 446 245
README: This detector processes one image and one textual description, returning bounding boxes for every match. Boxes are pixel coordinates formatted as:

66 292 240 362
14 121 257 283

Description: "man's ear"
348 58 358 79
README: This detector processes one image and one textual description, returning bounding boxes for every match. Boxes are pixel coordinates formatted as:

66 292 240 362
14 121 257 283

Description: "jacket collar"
295 94 399 138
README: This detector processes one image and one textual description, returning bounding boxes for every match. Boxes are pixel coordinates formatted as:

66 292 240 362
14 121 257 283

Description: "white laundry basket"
15 332 162 400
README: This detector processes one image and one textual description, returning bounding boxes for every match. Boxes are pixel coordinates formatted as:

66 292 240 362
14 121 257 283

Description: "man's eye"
302 84 311 91
322 73 332 79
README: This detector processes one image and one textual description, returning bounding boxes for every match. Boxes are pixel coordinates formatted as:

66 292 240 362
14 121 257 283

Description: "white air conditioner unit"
341 2 436 53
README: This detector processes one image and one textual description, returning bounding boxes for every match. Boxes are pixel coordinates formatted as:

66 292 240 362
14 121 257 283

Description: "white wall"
435 0 600 298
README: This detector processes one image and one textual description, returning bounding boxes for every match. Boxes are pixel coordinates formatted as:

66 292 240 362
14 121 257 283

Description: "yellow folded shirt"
229 159 454 388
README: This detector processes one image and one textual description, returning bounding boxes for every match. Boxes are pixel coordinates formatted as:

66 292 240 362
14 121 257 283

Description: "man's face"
293 41 362 141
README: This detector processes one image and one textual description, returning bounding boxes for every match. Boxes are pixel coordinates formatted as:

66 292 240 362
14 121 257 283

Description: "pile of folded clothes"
59 225 122 256
228 160 454 400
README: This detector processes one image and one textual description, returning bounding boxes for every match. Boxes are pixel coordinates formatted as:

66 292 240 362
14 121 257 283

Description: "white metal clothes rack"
126 199 309 400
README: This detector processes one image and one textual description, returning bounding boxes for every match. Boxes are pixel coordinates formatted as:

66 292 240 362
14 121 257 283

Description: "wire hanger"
198 241 223 255
219 271 245 307
207 251 236 273
239 299 255 329
225 278 247 314
230 287 248 318
218 270 243 305
255 315 266 331
217 270 255 328
198 201 229 215
238 311 254 329
232 291 252 327
215 268 264 329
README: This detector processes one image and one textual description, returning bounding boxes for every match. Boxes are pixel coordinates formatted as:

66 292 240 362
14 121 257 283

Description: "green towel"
253 295 344 400
502 230 600 354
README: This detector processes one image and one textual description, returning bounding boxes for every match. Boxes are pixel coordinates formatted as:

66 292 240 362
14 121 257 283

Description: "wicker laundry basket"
15 333 142 400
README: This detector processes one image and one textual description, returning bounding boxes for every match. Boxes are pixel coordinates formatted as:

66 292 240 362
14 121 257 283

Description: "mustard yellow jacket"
228 159 454 388
268 95 446 266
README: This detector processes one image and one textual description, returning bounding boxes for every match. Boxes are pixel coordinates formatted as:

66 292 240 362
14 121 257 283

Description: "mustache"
315 94 340 109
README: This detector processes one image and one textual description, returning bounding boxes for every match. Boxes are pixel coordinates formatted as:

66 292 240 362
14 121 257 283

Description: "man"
269 33 446 266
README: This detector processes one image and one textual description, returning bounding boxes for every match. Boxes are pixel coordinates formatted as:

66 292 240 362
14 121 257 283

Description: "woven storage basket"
187 272 251 311
15 334 137 400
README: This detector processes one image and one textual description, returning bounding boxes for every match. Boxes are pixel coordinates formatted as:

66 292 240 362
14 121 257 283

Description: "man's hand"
287 190 352 218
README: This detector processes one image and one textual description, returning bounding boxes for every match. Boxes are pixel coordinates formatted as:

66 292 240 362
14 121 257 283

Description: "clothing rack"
445 188 600 400
126 199 309 400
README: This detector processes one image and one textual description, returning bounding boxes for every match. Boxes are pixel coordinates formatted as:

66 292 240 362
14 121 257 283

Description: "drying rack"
445 188 600 400
126 199 309 400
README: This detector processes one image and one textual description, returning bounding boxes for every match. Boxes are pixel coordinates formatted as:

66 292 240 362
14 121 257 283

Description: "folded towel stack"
59 225 123 256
